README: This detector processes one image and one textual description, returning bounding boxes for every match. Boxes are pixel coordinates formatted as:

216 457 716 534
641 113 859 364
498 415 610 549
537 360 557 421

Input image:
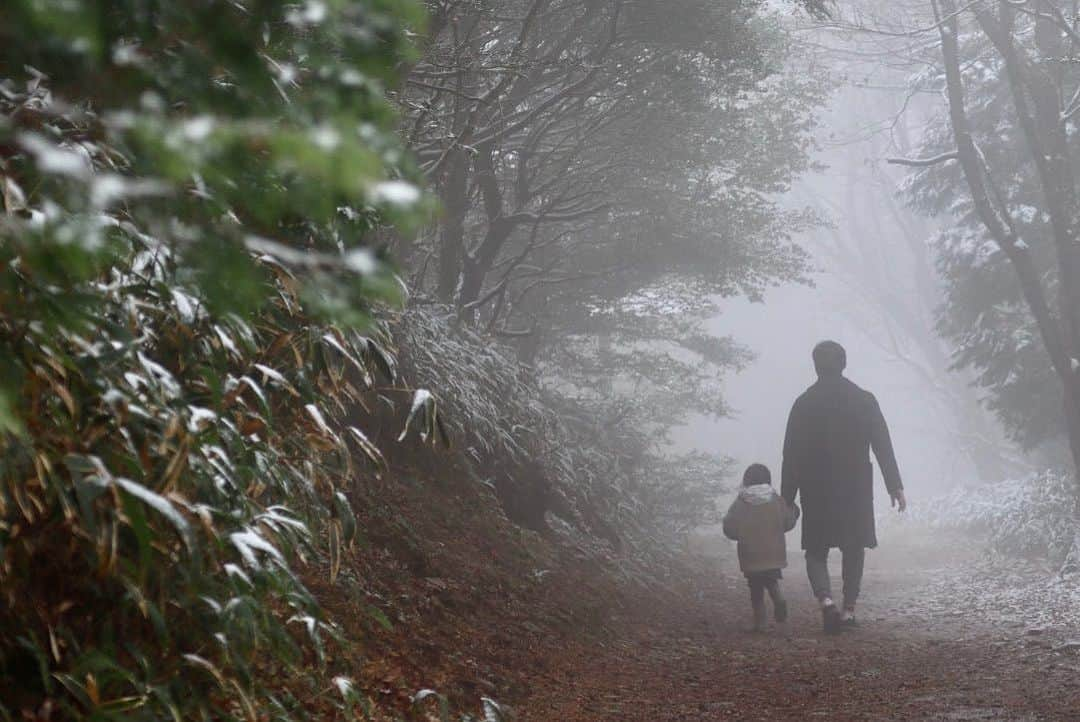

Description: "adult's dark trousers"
805 546 865 608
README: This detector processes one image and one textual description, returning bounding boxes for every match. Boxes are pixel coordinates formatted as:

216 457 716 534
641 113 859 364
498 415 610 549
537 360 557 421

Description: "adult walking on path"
781 340 906 634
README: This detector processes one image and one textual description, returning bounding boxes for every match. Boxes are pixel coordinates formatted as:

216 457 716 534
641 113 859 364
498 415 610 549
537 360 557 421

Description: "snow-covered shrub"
0 1 424 718
394 307 648 545
394 307 723 550
914 470 1076 561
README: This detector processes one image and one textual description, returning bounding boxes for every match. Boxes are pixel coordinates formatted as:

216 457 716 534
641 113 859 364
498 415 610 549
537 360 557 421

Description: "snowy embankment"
889 470 1075 562
877 470 1080 636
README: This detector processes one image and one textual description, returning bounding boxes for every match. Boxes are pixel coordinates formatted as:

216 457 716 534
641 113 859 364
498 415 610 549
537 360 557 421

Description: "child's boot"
752 602 767 633
770 586 790 637
774 595 788 624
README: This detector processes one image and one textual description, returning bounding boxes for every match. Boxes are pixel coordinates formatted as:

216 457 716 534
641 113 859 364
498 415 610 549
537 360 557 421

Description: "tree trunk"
458 140 514 321
436 147 468 303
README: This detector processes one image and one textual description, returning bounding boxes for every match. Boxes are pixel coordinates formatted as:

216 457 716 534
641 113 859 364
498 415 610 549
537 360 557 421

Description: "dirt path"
518 531 1080 721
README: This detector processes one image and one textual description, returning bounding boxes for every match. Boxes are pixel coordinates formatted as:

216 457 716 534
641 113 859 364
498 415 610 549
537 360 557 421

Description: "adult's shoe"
822 603 842 635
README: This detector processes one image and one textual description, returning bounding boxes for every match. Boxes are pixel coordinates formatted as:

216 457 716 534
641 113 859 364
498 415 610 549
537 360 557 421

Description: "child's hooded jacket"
722 486 799 573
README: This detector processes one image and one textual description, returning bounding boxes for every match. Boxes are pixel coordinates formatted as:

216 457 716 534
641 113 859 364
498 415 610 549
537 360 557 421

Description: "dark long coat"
781 375 902 551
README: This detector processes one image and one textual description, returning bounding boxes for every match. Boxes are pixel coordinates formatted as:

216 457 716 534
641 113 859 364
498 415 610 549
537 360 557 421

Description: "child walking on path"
722 463 800 632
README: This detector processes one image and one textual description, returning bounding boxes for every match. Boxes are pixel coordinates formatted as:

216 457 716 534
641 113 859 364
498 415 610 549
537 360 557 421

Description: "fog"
674 284 973 505
673 3 1022 508
671 153 978 505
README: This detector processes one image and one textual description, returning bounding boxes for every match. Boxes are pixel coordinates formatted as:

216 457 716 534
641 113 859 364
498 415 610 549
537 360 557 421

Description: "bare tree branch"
887 151 959 166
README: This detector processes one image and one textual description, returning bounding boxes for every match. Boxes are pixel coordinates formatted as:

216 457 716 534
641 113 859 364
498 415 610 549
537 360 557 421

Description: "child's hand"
890 489 907 513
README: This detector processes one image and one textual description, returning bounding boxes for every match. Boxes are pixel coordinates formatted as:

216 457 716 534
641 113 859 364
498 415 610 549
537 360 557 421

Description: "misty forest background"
3 0 1080 719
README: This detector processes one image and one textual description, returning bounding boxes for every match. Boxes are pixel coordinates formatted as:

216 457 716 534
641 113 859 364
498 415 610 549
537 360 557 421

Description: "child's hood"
738 484 778 505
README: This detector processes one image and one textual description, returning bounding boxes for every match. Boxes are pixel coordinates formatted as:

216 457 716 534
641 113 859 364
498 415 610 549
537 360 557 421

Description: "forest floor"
310 467 1080 721
517 528 1080 721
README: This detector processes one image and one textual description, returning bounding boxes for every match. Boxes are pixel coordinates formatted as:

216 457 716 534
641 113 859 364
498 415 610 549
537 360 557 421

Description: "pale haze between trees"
678 1 1061 528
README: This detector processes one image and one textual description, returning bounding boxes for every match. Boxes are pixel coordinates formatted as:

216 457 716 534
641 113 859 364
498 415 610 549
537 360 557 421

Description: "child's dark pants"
746 570 787 627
